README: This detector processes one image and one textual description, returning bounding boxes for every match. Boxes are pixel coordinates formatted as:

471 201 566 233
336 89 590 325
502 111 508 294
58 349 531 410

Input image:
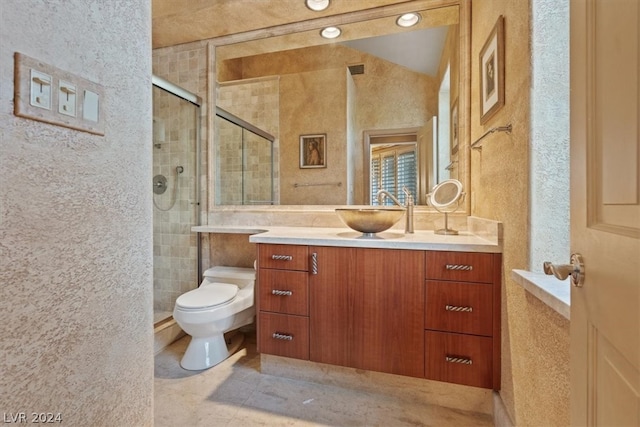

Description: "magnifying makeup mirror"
427 179 465 235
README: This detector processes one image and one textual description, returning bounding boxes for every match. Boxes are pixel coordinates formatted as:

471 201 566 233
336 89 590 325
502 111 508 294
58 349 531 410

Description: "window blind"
371 146 417 205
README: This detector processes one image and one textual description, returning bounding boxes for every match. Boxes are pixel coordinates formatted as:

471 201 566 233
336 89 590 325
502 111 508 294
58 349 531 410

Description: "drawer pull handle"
445 355 472 365
271 254 293 261
445 305 473 313
445 264 473 271
272 332 293 341
271 289 293 296
311 252 318 275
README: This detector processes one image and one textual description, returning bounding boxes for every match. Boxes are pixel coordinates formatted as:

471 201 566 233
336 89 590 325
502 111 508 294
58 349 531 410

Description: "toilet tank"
203 266 255 288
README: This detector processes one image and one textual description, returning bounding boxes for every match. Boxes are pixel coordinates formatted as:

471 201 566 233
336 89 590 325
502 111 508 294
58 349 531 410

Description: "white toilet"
173 266 256 370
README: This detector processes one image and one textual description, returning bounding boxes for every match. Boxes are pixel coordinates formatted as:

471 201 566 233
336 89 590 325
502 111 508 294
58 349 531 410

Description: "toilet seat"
175 283 238 310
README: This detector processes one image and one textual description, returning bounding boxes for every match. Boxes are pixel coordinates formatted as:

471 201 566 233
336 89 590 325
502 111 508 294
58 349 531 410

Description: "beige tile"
155 330 493 427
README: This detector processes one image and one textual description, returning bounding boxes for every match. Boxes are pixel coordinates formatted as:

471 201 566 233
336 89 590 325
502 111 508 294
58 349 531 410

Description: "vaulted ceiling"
152 1 454 76
152 0 415 48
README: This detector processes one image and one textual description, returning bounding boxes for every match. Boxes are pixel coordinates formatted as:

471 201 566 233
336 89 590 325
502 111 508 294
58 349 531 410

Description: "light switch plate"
14 52 105 135
30 69 52 110
58 80 77 117
82 89 99 122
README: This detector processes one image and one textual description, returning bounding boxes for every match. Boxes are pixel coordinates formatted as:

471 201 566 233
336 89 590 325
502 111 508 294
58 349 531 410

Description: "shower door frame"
215 107 276 206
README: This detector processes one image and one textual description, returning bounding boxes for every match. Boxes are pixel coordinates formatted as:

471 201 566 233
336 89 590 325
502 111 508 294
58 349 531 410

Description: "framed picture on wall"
451 98 459 155
299 134 326 168
479 15 505 124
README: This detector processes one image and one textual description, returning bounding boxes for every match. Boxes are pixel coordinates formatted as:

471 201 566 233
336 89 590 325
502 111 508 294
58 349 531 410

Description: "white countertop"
192 225 502 253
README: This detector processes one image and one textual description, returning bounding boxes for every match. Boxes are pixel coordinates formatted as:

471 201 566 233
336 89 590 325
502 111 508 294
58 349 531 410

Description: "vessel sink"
335 207 406 236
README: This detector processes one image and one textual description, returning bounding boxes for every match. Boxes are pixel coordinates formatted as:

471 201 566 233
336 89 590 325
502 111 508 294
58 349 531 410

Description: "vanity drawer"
425 280 493 336
259 269 308 316
425 330 493 389
258 312 309 360
259 244 308 271
425 251 494 283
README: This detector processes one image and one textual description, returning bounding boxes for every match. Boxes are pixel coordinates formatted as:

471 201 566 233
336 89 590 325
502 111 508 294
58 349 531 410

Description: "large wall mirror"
210 0 470 211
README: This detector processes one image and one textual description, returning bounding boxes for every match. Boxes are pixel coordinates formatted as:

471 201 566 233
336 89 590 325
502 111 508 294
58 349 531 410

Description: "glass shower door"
215 111 274 206
152 82 200 326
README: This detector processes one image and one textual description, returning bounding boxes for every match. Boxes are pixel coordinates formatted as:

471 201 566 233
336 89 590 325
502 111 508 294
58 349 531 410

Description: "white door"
569 0 640 425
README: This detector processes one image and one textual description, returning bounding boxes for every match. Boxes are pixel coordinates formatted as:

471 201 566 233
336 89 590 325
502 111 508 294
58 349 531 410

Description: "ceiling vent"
348 64 365 75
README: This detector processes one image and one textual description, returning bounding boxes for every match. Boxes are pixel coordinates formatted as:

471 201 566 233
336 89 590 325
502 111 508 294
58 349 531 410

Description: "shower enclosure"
152 75 201 326
215 107 275 205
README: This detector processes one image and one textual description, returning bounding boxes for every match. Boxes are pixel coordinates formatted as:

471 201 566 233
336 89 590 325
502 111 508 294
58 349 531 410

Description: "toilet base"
180 332 245 370
225 332 245 359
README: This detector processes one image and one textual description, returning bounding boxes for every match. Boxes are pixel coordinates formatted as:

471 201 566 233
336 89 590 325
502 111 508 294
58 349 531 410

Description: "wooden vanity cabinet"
256 244 310 360
424 251 502 389
256 244 501 390
308 246 355 367
310 247 425 378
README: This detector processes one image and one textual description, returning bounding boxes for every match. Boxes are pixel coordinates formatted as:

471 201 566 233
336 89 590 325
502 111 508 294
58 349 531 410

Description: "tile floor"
154 329 493 426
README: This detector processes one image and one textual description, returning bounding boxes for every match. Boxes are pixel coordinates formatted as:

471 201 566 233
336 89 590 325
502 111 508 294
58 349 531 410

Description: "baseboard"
154 318 185 355
493 391 515 427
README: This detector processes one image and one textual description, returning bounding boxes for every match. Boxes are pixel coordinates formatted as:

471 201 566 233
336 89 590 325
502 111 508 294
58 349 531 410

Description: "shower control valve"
153 174 168 195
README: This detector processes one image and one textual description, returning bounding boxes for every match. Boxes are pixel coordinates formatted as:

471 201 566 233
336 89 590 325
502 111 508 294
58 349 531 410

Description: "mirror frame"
206 0 470 214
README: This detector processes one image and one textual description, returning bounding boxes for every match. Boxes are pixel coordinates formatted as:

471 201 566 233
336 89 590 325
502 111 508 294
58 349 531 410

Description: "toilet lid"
176 283 238 309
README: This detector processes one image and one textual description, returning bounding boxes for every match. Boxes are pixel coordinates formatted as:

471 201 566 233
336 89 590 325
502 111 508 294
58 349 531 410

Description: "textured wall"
530 0 570 271
470 1 570 426
279 68 349 204
346 72 358 203
0 1 153 425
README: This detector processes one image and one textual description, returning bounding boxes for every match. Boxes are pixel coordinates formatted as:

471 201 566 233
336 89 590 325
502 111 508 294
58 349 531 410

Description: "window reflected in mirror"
370 135 417 206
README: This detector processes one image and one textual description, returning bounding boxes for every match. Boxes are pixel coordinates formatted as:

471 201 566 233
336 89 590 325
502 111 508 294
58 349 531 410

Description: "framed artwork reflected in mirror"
300 134 326 168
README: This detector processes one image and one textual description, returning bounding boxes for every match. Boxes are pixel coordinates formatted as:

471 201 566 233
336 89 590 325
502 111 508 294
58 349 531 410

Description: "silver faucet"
376 187 414 234
376 189 402 206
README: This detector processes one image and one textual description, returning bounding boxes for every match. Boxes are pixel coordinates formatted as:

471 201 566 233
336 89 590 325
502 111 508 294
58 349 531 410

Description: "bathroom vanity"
250 227 502 390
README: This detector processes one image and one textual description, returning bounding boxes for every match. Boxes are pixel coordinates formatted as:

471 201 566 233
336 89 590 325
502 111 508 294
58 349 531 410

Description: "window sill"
511 269 570 320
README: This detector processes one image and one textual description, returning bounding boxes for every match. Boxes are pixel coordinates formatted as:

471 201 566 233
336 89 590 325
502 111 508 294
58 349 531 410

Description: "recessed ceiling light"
396 12 422 28
320 26 341 39
306 0 330 11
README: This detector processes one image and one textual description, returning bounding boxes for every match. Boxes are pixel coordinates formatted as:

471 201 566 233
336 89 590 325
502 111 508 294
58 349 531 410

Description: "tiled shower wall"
215 116 243 205
218 78 280 205
152 42 208 320
152 87 199 318
243 131 275 204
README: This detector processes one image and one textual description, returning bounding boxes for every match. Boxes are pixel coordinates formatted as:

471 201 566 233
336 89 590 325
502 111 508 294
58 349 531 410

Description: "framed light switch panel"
14 52 105 135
